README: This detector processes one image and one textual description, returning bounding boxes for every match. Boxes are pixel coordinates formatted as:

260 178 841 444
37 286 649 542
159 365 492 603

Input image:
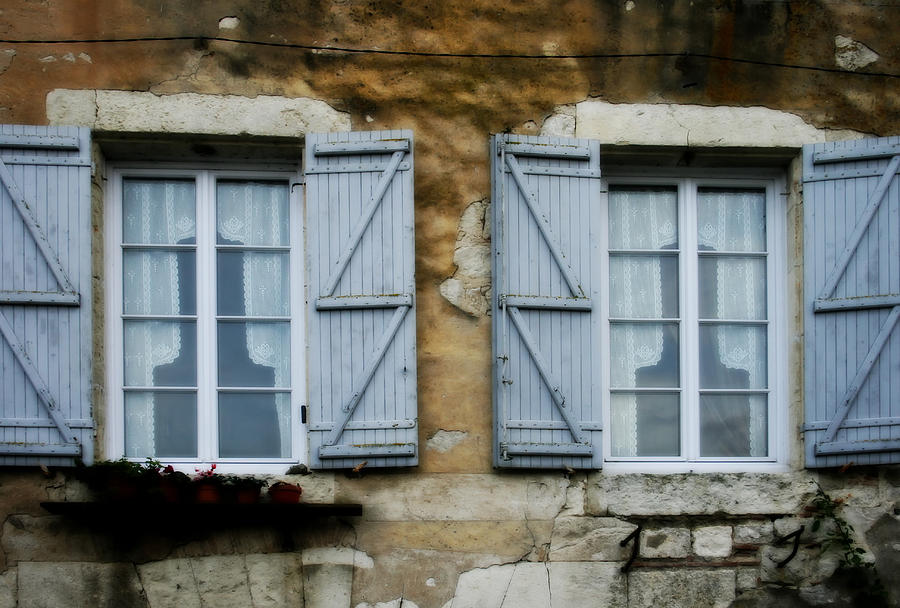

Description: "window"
106 167 305 469
603 174 786 469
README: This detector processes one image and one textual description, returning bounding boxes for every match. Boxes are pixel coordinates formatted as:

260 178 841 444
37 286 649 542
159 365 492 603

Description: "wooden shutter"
804 136 900 467
305 130 417 468
492 134 603 469
0 125 93 465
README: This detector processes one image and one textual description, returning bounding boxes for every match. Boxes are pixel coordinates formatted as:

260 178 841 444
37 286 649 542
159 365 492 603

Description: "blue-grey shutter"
305 130 417 468
0 125 93 465
804 136 900 467
492 134 603 469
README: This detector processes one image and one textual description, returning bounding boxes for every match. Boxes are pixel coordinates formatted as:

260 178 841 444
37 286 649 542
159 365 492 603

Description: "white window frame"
600 167 789 473
104 162 306 474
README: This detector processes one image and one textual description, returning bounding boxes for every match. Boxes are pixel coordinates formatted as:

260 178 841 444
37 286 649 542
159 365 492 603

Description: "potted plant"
192 464 225 503
223 475 268 503
81 457 160 502
267 481 302 504
159 465 192 503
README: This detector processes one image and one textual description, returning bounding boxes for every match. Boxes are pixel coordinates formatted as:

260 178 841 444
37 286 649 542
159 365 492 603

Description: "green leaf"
812 520 821 532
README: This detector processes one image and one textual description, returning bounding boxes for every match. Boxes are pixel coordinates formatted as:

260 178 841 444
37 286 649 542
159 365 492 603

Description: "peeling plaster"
426 430 469 454
0 50 15 75
835 35 879 71
439 199 492 317
218 16 240 30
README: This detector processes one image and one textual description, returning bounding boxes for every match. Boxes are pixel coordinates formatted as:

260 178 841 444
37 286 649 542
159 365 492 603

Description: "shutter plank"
804 136 900 467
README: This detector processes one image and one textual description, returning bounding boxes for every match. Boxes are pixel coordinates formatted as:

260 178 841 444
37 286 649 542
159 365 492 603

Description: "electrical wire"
0 35 897 78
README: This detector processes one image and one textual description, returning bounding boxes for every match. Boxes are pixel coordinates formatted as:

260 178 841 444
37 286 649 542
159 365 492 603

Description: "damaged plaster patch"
426 430 469 453
835 35 879 71
355 600 420 608
540 104 575 137
573 100 867 147
218 16 240 30
439 199 492 317
46 90 351 136
0 50 15 75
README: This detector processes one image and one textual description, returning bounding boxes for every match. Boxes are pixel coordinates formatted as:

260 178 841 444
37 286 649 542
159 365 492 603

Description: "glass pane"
610 322 679 388
123 250 196 315
217 252 290 317
218 393 291 458
123 179 196 244
610 255 678 318
700 324 767 389
125 391 197 458
217 181 290 246
124 321 196 387
697 188 765 252
610 393 680 457
609 186 678 250
699 257 766 320
217 322 290 387
700 394 768 457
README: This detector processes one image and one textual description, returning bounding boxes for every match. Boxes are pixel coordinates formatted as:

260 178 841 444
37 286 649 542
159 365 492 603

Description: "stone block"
548 562 626 608
693 526 733 558
627 569 736 608
18 561 148 608
733 522 774 545
500 563 550 608
451 564 515 608
304 563 353 608
588 472 816 516
137 558 201 608
0 568 15 608
735 567 760 592
335 474 568 522
548 516 636 561
639 527 691 559
246 553 304 607
190 555 254 607
355 521 537 560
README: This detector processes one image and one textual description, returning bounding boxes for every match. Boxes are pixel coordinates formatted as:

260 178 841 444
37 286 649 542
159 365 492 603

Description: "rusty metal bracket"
619 524 642 573
774 525 805 568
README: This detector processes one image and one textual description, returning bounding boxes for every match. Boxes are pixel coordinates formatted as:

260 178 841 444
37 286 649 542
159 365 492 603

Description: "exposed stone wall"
0 1 898 606
0 469 897 607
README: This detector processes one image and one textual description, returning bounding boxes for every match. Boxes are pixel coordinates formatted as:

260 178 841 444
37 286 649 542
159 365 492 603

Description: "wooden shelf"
40 501 362 527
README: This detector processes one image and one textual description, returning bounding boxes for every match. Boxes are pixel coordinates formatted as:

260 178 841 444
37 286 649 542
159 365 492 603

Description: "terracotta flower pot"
194 482 222 504
268 482 302 504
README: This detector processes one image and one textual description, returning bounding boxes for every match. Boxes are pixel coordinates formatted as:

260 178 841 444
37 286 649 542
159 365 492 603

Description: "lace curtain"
123 180 195 457
697 189 767 457
217 182 291 455
609 188 678 456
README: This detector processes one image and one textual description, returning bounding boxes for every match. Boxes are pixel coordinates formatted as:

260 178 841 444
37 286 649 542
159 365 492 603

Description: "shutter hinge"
300 405 307 424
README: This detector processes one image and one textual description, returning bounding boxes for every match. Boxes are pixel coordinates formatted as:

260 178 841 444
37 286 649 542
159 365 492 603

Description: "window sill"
40 501 362 527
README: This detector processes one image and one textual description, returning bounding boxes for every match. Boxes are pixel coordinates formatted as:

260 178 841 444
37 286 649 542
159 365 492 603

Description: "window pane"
610 323 679 388
698 257 766 320
123 250 196 315
217 252 289 317
609 186 678 250
699 324 767 389
700 394 768 457
217 322 290 387
610 255 678 318
610 393 680 457
124 321 196 387
123 179 196 244
125 391 197 458
697 188 765 252
217 181 289 246
218 393 291 458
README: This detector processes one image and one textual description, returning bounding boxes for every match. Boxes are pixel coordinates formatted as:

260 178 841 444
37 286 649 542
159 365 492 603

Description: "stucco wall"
1 1 899 606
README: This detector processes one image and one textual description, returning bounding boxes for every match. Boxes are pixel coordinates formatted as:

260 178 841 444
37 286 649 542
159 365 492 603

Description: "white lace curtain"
217 182 291 454
123 180 195 457
697 189 767 457
609 188 678 456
